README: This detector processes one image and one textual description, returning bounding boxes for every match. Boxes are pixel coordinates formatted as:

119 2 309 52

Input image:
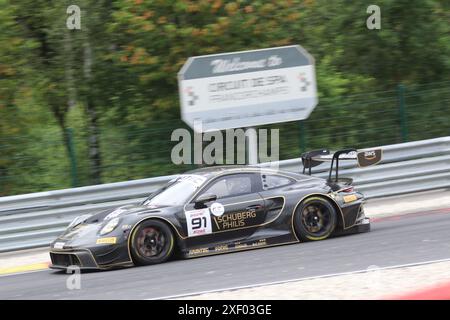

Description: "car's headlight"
68 214 92 229
100 217 120 236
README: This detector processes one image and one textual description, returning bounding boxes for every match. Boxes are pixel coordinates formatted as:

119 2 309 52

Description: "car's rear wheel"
294 196 337 241
130 220 175 265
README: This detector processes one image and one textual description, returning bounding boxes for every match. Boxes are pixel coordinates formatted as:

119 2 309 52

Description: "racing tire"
130 219 175 266
294 196 337 241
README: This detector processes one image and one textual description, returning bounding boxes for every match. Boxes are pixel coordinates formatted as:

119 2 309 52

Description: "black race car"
49 148 382 270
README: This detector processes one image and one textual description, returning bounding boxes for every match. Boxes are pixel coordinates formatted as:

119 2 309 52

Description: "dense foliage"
0 0 449 195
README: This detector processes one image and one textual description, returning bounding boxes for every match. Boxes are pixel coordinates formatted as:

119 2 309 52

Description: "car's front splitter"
49 246 134 270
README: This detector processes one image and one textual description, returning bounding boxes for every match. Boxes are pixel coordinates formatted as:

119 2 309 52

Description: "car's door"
183 173 266 246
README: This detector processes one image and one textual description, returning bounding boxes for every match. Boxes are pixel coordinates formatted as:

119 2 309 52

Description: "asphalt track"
1 209 450 299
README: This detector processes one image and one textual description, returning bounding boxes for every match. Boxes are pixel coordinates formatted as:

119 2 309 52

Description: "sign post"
178 45 318 163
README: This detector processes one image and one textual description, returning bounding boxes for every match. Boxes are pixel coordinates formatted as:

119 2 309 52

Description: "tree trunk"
83 20 102 185
85 96 102 184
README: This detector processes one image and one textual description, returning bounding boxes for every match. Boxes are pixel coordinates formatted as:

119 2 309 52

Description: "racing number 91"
185 209 212 237
192 217 207 230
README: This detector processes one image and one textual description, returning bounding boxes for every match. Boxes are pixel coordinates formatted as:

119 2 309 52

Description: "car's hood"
57 203 176 242
89 203 172 222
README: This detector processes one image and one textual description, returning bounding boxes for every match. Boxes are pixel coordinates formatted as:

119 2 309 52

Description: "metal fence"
0 136 449 252
2 81 449 197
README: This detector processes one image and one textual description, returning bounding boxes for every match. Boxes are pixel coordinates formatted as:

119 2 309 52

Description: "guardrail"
0 136 449 252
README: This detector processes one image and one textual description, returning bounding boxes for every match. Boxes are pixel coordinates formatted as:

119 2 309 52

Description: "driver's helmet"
225 178 241 195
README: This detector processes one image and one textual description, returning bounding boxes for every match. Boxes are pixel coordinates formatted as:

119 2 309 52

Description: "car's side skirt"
181 234 299 259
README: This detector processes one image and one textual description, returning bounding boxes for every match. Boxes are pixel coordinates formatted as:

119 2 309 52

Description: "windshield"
142 175 206 207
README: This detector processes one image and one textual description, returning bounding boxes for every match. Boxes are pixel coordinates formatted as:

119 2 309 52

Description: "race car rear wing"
301 148 383 184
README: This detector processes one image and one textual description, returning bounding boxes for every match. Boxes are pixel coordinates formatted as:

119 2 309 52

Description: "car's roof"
187 165 251 175
185 165 305 180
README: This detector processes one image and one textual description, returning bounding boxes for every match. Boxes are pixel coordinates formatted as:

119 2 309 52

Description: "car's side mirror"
194 193 217 208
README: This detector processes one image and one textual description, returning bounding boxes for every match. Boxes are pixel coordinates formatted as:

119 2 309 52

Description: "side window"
261 174 294 191
199 174 254 200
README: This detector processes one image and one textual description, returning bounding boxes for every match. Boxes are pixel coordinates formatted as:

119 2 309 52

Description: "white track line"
150 257 450 300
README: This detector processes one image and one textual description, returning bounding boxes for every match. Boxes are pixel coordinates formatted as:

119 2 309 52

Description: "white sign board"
178 45 317 132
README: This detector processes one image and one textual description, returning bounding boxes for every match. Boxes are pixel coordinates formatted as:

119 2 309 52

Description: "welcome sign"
178 45 318 132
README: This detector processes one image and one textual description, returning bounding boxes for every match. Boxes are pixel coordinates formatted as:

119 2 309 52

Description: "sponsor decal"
185 208 212 237
251 239 267 247
214 244 229 252
363 150 376 160
96 237 117 244
357 149 382 167
234 243 248 250
188 248 209 255
343 194 358 203
233 239 267 250
214 209 257 230
210 202 225 217
188 239 269 256
53 242 65 249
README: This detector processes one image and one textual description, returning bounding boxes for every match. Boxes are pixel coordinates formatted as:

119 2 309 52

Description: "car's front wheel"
130 219 175 265
294 196 337 241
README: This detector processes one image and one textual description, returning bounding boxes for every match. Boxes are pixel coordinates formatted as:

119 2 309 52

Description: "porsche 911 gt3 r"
49 148 381 270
